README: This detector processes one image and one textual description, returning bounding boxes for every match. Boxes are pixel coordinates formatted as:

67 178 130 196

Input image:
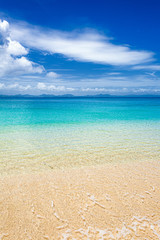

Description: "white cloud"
10 22 154 66
80 87 160 95
0 83 31 90
0 19 44 77
0 20 9 32
37 82 46 90
108 72 121 75
6 83 31 90
7 39 28 56
132 65 160 70
0 83 5 89
0 82 71 92
0 50 44 76
0 19 9 44
46 71 59 78
37 82 75 91
0 82 160 95
81 87 109 92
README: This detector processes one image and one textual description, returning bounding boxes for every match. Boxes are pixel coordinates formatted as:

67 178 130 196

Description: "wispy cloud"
107 72 121 75
10 21 154 66
132 65 160 70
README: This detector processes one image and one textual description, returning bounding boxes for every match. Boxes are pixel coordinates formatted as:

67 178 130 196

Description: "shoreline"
0 160 160 239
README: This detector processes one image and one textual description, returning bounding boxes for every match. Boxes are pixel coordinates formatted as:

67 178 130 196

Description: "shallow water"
0 97 160 174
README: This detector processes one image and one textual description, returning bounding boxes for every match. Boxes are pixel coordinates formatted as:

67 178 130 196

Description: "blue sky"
0 0 160 95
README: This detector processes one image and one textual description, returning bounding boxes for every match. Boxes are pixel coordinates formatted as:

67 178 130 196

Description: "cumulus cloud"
46 71 59 78
37 82 75 91
7 40 28 56
10 22 154 66
0 19 44 77
0 82 75 92
0 20 9 45
0 83 31 90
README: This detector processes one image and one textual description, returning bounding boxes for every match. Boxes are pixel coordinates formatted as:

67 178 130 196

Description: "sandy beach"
0 160 160 240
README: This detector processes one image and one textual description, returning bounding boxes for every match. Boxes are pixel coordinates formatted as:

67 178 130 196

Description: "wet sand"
0 160 160 239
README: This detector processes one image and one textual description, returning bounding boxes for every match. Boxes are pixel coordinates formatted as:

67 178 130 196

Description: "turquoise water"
1 97 160 126
0 97 160 174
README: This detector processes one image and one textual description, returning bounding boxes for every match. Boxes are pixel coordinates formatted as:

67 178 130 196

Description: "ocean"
0 97 160 174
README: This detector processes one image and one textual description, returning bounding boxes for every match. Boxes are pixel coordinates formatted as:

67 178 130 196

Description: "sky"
0 0 160 95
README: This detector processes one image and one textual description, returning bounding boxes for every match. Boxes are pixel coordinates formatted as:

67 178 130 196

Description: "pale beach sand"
0 160 160 239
